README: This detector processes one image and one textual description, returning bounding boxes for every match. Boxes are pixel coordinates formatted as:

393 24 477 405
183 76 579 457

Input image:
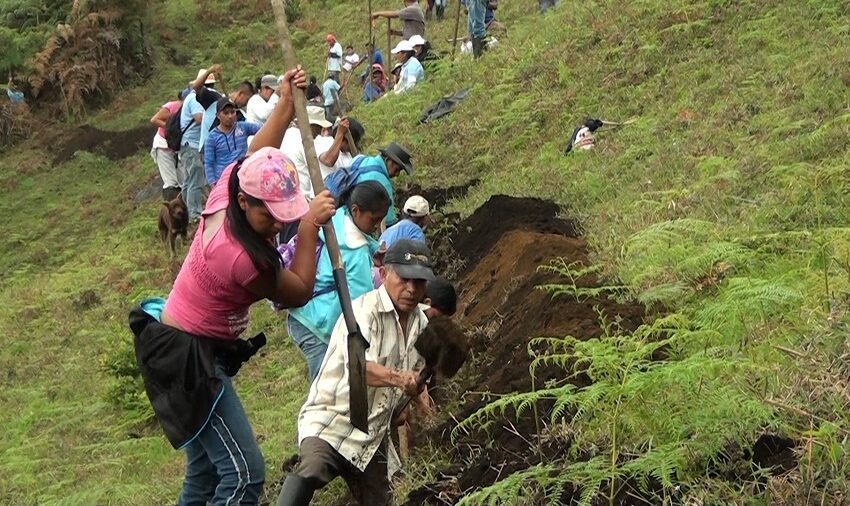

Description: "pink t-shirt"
157 100 182 138
163 162 263 340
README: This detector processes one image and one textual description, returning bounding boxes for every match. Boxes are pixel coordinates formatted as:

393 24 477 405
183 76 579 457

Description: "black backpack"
164 105 194 151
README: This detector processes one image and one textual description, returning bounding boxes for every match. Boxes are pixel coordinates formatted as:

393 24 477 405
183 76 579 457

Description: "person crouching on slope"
277 239 437 506
129 66 336 506
287 181 391 381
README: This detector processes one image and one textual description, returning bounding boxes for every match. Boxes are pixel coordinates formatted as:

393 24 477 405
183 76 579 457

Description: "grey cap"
260 74 279 90
384 240 435 281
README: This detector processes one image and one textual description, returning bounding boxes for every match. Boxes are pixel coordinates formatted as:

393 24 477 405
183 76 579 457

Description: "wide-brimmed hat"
238 147 309 223
306 105 332 128
384 239 435 281
379 141 413 174
196 68 216 84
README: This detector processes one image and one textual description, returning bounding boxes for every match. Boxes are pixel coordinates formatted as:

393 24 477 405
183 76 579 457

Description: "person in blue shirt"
287 181 391 380
178 91 206 221
379 195 430 248
203 97 261 186
367 41 384 67
351 141 414 226
391 40 425 94
322 76 342 122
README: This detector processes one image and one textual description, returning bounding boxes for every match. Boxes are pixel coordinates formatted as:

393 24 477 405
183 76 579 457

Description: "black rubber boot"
276 474 315 506
472 36 484 59
436 4 445 19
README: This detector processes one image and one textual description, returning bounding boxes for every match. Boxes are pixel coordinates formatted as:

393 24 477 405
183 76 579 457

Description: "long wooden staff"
451 0 463 61
270 0 370 433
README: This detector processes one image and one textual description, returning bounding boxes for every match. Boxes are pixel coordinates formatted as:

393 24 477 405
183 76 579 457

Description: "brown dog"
158 192 188 255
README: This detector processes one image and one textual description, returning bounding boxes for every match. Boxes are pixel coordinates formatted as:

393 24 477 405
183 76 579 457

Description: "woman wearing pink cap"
129 66 335 505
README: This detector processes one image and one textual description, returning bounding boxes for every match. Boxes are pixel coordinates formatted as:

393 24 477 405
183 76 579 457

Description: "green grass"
4 0 850 503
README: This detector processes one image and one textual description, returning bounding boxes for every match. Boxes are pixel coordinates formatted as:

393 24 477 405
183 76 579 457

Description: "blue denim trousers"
287 316 329 382
177 368 265 506
539 0 557 12
179 144 205 220
467 0 488 39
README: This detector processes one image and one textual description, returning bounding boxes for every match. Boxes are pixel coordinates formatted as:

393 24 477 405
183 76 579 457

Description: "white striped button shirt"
297 285 426 471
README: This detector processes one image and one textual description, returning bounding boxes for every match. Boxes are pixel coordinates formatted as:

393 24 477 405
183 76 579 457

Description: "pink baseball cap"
238 147 309 223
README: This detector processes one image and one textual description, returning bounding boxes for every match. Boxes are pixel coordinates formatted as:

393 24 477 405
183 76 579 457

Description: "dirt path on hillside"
396 192 644 505
50 124 155 166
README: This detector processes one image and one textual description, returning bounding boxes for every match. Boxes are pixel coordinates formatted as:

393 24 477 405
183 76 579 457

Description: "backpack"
323 154 385 199
164 105 194 151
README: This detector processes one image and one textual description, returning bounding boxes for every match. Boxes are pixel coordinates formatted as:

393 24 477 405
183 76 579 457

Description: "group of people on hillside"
136 59 460 504
134 0 565 503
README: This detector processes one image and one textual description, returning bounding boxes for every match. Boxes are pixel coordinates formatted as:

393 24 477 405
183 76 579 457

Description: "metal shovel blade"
347 329 370 433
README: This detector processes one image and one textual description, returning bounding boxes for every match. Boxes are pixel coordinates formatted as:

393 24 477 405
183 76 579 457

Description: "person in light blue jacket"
288 181 391 381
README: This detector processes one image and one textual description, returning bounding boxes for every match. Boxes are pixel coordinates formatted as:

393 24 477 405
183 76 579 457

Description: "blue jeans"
178 368 265 506
288 316 328 382
179 144 205 220
467 0 487 38
539 0 557 12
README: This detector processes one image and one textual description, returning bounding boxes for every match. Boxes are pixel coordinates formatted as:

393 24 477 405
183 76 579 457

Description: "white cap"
306 105 332 128
403 195 430 217
408 35 426 47
391 40 415 54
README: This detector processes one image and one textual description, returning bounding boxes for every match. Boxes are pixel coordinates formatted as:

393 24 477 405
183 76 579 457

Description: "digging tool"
451 0 463 61
368 0 374 91
394 316 469 415
270 0 370 433
386 19 392 68
330 88 359 156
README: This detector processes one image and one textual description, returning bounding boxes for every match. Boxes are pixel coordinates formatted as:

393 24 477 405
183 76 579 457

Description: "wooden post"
269 0 370 433
386 19 392 65
451 0 463 61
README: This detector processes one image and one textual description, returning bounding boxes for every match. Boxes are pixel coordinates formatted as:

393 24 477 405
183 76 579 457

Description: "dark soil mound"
52 124 155 166
450 195 578 269
403 195 644 505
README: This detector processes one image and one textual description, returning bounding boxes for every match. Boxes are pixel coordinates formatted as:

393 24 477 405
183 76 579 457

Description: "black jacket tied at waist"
128 301 265 449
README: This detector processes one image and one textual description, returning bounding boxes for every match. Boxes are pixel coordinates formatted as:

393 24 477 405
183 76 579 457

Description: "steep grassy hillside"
2 0 850 504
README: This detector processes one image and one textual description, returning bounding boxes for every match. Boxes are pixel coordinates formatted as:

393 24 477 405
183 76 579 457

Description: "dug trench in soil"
397 194 644 505
51 124 156 166
402 194 798 505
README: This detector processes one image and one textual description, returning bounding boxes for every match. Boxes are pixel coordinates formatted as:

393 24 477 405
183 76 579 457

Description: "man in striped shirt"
276 240 436 506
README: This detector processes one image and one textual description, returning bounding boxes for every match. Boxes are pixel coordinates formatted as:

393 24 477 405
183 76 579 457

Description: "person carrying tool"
286 180 390 381
276 239 437 506
371 0 426 39
130 66 336 506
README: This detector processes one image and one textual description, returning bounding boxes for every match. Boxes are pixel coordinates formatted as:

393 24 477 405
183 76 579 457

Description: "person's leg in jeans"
539 0 557 12
467 0 486 39
178 369 266 506
177 440 217 505
180 144 205 221
287 316 329 381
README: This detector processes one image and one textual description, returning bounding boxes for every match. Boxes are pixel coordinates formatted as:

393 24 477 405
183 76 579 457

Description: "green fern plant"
454 308 777 505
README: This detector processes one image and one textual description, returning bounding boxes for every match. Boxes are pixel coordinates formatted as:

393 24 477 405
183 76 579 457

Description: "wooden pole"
270 0 370 433
330 88 359 155
368 0 374 90
386 19 392 66
451 0 463 61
